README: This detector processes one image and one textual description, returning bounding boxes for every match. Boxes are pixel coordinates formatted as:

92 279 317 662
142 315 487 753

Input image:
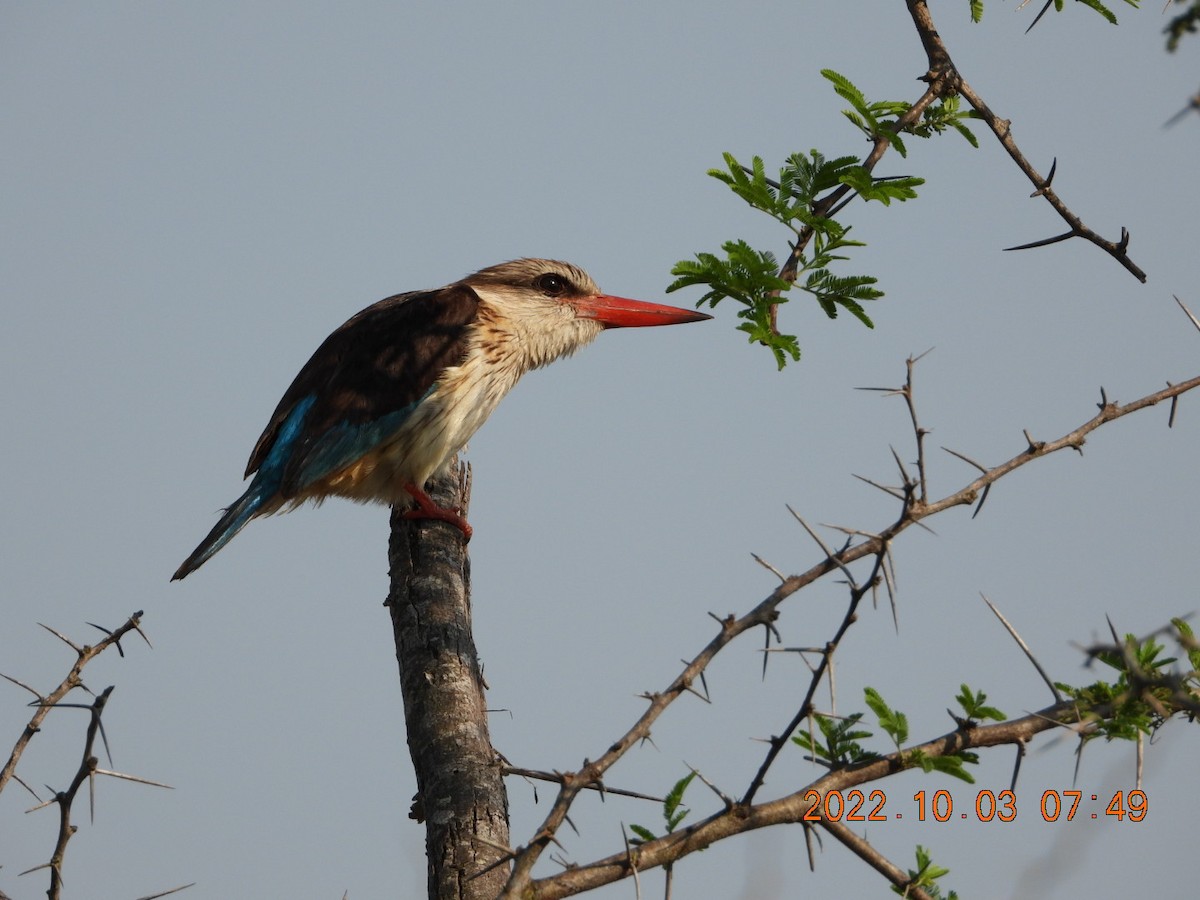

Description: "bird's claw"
402 484 473 540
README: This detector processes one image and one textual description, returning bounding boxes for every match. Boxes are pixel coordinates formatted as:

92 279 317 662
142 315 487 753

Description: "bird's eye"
535 273 568 296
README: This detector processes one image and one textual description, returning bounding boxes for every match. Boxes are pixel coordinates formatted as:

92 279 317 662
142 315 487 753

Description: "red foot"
401 483 473 540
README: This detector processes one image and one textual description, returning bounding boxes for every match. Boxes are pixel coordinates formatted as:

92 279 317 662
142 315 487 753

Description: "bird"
172 258 711 580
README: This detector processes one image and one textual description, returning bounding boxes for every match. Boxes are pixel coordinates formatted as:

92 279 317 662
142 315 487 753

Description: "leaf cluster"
1056 621 1200 742
954 683 1006 724
793 687 997 784
668 150 901 369
822 69 978 155
792 711 881 768
670 68 985 369
894 845 958 900
1057 0 1142 28
1165 0 1200 52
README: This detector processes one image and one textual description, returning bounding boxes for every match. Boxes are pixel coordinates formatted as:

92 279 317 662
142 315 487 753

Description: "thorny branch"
514 695 1155 900
499 358 1200 899
907 1 1146 281
504 5 1178 894
907 0 1142 280
1 614 182 900
1 612 149 795
767 0 1146 341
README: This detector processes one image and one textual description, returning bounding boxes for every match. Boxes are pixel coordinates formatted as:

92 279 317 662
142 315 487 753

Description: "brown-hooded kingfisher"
172 259 710 580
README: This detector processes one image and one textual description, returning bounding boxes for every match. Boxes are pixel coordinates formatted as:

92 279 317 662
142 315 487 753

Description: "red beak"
573 294 713 329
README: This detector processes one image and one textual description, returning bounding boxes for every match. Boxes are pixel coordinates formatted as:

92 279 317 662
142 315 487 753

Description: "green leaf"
627 823 657 845
864 687 908 747
894 846 957 898
970 0 984 23
908 749 979 784
1173 618 1200 671
792 711 881 767
667 240 791 308
1166 3 1200 52
1076 0 1119 25
806 267 880 326
629 770 698 846
837 167 923 205
820 68 867 113
664 771 696 833
955 684 1006 722
952 119 980 148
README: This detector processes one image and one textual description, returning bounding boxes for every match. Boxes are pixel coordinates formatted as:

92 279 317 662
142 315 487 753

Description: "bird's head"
464 258 711 369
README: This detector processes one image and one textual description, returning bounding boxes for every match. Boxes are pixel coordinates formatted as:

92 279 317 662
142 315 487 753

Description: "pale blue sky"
3 3 1197 898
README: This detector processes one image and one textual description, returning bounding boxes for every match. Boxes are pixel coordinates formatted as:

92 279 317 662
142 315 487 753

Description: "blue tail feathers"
171 482 272 580
173 395 316 580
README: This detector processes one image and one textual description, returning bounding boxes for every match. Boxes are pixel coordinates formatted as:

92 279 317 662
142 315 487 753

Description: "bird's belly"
310 364 513 506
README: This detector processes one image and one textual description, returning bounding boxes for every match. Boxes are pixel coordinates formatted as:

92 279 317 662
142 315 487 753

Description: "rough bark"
385 460 510 900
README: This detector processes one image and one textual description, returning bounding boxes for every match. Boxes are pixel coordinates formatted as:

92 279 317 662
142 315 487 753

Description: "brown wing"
244 284 479 493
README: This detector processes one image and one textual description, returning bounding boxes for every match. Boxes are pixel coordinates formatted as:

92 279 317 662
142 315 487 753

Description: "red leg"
401 483 473 540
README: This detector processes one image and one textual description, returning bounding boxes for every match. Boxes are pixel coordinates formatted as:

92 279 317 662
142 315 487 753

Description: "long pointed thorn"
1 672 44 700
38 623 81 652
683 762 736 807
1174 295 1200 334
133 620 154 649
131 882 197 900
12 773 43 803
941 446 989 474
94 768 174 789
750 552 786 584
888 445 912 485
1106 614 1122 647
1009 739 1026 794
97 718 113 767
25 795 58 814
681 682 711 704
972 482 993 519
789 509 860 586
1026 1 1056 35
1163 93 1200 128
1004 230 1075 252
851 473 906 500
983 594 1062 702
882 547 899 631
1029 157 1058 197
